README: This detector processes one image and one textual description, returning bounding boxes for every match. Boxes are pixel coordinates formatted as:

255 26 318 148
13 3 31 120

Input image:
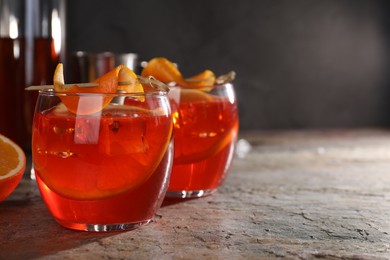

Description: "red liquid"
168 89 239 194
0 37 59 149
32 104 173 230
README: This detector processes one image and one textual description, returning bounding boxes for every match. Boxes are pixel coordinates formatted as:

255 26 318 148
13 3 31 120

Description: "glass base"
56 219 151 232
165 189 216 199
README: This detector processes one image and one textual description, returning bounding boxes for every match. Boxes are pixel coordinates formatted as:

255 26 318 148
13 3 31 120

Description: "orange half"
0 134 26 202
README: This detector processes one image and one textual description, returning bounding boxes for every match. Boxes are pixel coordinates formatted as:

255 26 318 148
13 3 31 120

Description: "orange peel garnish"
141 57 232 90
53 63 144 114
185 69 216 89
141 57 189 87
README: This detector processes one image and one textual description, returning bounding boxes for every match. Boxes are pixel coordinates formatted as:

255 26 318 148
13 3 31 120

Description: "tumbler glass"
166 82 239 198
32 88 173 231
71 51 139 83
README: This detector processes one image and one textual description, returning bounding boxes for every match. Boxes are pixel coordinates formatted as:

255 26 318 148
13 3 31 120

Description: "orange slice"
54 63 143 114
0 134 26 202
141 57 189 87
174 122 238 164
185 69 216 89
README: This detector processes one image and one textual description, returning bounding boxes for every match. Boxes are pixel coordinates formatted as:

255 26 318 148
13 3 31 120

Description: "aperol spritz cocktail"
140 57 238 198
32 88 173 231
167 83 239 198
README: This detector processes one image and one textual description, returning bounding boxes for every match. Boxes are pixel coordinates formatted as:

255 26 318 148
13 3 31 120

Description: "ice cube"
99 118 149 155
74 116 101 144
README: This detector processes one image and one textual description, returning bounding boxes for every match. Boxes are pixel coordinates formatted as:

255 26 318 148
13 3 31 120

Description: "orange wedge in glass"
54 63 143 114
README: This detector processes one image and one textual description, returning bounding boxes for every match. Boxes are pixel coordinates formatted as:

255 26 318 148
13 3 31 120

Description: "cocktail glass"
166 82 239 198
32 88 173 231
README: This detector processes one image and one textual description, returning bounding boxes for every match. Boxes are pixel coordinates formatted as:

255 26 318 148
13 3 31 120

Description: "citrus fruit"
141 57 217 89
185 69 216 89
174 123 238 164
53 63 144 114
0 133 26 202
141 57 189 87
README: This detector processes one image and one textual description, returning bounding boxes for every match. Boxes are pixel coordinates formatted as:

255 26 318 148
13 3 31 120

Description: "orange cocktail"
31 65 173 231
167 85 238 197
142 58 239 198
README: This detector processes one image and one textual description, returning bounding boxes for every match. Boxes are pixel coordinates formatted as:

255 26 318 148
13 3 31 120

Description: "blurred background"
67 0 390 132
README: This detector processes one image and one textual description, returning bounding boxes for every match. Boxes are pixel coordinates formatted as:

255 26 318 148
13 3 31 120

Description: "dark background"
67 0 390 131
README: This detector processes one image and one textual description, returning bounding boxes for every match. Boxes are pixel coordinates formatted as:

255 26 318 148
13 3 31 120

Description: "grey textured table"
1 129 390 259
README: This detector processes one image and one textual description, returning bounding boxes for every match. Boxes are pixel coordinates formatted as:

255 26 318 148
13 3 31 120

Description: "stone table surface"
2 129 390 259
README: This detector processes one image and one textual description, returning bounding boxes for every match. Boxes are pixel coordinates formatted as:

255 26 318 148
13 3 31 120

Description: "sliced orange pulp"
0 134 26 202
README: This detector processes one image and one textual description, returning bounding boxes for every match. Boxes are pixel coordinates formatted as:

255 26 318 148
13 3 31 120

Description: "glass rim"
73 51 138 60
169 81 234 90
37 89 169 97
